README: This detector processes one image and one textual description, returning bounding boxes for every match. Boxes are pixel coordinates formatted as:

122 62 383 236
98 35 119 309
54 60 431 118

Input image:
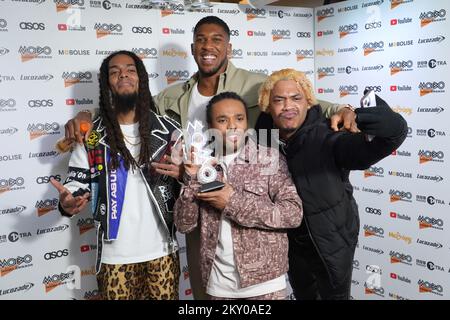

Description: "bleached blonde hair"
258 68 317 113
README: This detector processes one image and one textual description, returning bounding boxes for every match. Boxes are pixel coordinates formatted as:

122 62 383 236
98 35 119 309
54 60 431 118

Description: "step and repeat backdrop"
314 0 450 300
0 1 314 299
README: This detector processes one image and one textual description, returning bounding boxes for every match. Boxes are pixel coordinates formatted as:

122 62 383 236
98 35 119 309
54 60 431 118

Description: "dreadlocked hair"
98 50 157 171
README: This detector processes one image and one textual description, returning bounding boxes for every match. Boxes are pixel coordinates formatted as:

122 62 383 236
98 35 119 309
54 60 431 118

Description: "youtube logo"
390 85 397 91
162 28 170 34
66 99 75 106
318 88 324 94
58 24 67 31
391 19 398 26
390 212 397 218
80 245 90 252
390 273 397 279
247 31 254 36
317 31 323 37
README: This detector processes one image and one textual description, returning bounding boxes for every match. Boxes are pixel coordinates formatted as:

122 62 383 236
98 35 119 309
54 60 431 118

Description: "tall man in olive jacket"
256 69 407 300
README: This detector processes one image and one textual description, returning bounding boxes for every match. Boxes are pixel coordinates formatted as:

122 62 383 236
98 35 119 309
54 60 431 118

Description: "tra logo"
19 22 45 31
296 49 314 61
27 122 60 140
419 81 445 96
317 67 334 79
94 23 122 38
316 7 334 22
418 149 444 164
77 218 95 235
62 71 93 87
35 198 58 217
165 70 189 85
28 99 53 108
363 225 384 238
54 0 85 12
389 189 412 202
364 166 384 178
390 60 413 75
339 85 358 97
43 249 69 261
390 250 412 265
132 48 157 59
418 279 443 296
0 255 33 277
338 23 358 38
131 26 152 34
363 41 384 56
418 215 444 230
18 46 52 62
420 9 446 27
245 8 266 21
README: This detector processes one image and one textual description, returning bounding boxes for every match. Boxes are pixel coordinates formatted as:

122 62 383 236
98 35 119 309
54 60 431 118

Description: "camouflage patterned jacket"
174 137 303 289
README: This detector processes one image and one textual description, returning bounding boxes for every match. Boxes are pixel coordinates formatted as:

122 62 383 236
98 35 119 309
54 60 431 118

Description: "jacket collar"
93 111 175 161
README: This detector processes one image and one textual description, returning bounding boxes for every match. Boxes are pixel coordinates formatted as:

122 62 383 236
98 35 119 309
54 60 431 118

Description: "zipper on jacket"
138 168 178 254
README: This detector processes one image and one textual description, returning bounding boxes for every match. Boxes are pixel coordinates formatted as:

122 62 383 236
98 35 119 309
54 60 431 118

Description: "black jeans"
288 234 353 300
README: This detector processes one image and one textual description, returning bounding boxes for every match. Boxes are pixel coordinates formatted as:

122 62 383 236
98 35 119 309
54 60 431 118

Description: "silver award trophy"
184 120 225 193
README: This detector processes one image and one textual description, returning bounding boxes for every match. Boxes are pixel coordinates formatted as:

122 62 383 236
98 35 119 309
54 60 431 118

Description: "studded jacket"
59 112 181 273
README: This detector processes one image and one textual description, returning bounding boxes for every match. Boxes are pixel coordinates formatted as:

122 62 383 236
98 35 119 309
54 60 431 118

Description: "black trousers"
287 234 354 300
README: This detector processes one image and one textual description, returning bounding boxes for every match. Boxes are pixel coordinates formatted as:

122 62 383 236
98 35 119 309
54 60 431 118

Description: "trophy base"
199 181 225 193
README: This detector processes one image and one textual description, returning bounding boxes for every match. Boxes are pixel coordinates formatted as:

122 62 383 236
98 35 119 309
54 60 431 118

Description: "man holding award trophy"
174 91 303 300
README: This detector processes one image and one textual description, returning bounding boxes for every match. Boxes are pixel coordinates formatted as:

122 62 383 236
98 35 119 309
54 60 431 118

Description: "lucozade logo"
420 9 446 27
54 0 85 12
94 23 122 38
19 46 52 62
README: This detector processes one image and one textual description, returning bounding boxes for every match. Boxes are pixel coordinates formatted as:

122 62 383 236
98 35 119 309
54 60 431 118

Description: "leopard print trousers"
97 253 180 300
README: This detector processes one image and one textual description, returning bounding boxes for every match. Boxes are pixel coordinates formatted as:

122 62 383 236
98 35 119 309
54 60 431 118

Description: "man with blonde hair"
256 68 408 300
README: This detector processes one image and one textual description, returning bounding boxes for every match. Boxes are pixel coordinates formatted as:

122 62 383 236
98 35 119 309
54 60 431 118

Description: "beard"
198 57 228 78
112 92 138 114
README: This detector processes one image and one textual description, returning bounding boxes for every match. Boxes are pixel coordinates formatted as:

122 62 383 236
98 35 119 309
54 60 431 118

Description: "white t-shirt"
187 83 212 128
101 122 171 265
206 151 286 298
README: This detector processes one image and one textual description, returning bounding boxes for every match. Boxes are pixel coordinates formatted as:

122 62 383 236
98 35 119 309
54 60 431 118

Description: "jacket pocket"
243 181 267 196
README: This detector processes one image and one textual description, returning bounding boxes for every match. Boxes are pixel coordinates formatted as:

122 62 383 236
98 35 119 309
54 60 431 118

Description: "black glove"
355 92 407 138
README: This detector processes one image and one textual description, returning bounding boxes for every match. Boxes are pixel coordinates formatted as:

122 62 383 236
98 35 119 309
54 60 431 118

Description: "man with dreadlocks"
50 51 181 300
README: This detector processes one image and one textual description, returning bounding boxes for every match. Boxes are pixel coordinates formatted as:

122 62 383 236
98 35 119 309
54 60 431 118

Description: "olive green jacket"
154 61 340 129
